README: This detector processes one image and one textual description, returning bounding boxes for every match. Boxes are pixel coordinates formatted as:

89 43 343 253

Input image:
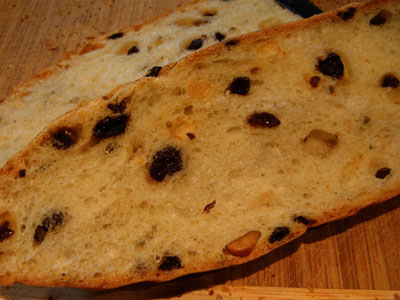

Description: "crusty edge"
1 0 398 289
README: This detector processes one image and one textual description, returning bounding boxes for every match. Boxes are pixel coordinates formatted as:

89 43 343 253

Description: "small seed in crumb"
203 200 216 214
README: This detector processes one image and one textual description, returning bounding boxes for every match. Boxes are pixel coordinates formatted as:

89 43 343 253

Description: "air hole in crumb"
171 87 185 96
139 201 148 209
303 129 338 156
202 8 217 16
135 241 146 250
258 18 282 29
184 105 193 115
132 145 142 154
93 272 102 278
309 76 320 88
175 18 206 27
108 32 123 39
117 41 139 55
250 67 261 74
227 126 241 133
252 79 264 86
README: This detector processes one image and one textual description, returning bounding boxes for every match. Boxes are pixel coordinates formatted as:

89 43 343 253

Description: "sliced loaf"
0 0 399 289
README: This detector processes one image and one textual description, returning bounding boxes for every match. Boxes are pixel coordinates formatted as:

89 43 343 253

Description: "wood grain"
0 0 399 297
1 284 400 300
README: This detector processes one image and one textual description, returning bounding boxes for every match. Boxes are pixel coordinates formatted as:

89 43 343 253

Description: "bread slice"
1 0 399 289
313 0 362 11
0 0 301 168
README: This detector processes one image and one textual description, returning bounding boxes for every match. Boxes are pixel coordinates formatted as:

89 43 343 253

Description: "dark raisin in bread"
0 0 399 289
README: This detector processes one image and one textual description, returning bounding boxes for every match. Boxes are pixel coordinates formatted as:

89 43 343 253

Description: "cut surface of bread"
313 0 361 11
0 0 300 167
0 0 399 289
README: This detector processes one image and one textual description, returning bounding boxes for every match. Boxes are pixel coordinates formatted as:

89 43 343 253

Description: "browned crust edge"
0 0 398 289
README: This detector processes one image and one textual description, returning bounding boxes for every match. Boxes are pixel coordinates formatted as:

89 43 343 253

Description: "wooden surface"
0 0 399 298
1 284 400 300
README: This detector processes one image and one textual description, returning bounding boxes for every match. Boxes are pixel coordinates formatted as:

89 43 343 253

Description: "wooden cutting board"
0 0 399 298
